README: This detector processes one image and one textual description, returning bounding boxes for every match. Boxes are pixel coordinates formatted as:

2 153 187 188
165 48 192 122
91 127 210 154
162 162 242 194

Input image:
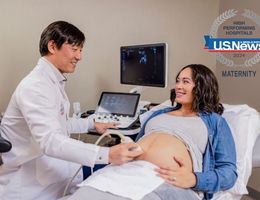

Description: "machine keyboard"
93 114 138 129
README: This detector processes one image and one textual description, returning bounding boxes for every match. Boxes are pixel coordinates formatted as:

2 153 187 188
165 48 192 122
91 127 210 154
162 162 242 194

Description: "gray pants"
65 183 200 200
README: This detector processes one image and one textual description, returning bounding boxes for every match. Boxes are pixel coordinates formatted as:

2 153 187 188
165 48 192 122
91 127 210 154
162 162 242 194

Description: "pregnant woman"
65 64 237 200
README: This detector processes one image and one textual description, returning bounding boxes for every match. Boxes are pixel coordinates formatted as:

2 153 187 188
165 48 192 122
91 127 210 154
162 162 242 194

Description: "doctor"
0 21 142 200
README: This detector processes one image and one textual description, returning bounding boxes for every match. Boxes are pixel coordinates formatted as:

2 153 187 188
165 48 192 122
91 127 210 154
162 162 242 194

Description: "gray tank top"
144 113 208 172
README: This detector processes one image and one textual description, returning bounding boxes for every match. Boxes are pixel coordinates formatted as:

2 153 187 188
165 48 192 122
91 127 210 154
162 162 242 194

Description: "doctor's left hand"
155 156 197 189
94 122 118 134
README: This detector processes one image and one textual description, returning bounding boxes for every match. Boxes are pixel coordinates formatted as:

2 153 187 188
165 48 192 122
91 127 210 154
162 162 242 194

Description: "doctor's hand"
94 122 118 134
108 142 143 165
155 156 197 189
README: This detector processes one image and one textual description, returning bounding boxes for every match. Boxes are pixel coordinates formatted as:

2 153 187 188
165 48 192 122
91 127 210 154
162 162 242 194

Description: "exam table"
59 103 260 200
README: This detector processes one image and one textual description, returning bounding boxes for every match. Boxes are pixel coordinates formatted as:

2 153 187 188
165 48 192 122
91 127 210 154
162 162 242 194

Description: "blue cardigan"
135 107 237 200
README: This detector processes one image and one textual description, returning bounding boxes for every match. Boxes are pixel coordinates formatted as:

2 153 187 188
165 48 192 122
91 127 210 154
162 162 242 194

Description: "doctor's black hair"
171 64 224 115
39 21 85 56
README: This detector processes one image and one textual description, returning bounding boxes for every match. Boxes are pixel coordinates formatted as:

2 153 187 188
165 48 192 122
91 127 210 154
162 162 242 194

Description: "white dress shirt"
0 57 109 200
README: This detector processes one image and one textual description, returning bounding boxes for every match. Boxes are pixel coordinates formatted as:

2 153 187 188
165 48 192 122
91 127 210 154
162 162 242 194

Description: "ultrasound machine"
93 92 140 129
91 43 168 130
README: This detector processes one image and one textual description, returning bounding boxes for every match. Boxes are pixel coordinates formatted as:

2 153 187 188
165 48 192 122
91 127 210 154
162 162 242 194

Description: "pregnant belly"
135 132 193 171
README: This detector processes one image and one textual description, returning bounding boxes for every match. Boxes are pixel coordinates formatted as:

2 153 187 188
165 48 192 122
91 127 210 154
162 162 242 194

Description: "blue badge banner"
204 35 260 52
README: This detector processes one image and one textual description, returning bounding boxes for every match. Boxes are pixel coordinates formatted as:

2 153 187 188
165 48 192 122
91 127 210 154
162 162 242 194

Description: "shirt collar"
39 57 67 85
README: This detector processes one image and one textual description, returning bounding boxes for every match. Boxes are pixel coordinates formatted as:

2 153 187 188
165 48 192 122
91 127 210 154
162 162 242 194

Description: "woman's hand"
155 156 197 188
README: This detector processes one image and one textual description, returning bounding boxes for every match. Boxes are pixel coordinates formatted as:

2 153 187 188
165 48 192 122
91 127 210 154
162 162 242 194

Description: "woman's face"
175 67 195 106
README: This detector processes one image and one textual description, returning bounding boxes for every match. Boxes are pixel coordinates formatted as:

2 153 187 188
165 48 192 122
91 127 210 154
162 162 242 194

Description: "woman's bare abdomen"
136 132 193 171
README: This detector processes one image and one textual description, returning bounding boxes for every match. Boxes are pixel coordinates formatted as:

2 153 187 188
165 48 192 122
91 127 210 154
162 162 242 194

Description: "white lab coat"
0 58 103 200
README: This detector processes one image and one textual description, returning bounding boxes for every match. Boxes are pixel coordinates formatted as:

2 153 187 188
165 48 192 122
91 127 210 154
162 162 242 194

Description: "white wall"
0 0 218 113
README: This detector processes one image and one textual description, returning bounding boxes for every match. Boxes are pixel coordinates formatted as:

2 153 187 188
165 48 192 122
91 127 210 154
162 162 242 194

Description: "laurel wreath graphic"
209 9 260 67
243 9 260 27
242 9 260 67
210 9 238 38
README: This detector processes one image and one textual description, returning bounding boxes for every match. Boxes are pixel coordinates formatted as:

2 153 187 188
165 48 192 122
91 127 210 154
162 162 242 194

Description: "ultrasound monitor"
120 43 167 88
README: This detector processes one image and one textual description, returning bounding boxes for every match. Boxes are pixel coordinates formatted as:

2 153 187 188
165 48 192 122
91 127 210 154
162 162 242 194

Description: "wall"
0 0 218 113
217 0 260 112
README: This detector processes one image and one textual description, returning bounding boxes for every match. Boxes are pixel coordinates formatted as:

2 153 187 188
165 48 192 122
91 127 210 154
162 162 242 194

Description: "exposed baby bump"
135 132 193 171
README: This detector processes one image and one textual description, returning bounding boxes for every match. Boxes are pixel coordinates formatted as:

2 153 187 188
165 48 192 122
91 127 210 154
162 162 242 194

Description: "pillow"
252 135 260 168
222 104 260 195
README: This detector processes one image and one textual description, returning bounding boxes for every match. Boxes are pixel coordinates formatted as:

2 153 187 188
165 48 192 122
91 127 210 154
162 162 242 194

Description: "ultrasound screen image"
96 92 140 117
120 43 166 87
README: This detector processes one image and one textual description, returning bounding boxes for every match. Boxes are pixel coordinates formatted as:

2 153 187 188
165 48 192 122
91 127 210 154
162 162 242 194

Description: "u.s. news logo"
204 35 260 52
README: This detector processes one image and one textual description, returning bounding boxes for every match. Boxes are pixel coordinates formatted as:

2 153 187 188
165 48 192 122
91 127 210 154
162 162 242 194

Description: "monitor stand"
129 86 144 94
129 86 151 113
